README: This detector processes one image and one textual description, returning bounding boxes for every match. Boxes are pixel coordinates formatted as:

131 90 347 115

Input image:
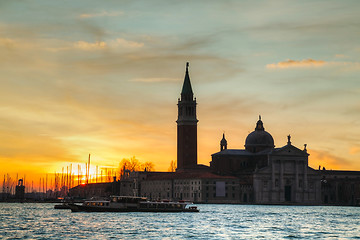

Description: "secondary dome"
245 116 274 153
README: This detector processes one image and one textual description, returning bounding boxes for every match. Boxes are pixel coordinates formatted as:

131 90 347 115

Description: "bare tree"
143 161 155 172
118 156 155 178
168 160 177 172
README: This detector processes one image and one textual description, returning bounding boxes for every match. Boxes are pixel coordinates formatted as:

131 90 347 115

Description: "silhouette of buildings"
68 62 360 206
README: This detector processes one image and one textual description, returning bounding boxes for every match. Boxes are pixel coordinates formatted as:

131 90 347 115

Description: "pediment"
272 144 308 157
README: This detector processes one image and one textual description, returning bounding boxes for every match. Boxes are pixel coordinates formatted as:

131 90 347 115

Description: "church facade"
211 118 321 204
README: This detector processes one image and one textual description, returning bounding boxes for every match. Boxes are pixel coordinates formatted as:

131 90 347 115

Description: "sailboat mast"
87 154 90 184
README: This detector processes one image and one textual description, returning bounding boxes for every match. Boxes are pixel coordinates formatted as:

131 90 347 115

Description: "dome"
245 116 274 153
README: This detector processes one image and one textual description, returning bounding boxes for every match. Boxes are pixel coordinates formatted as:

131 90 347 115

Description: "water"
0 203 359 239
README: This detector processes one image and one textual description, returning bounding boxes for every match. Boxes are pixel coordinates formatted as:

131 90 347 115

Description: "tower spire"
181 62 193 101
220 132 227 151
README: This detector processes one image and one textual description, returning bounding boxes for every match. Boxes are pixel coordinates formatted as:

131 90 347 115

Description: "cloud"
111 38 144 48
79 10 123 19
308 149 352 170
70 39 143 51
350 147 360 155
266 59 326 69
266 58 360 71
74 40 107 50
0 38 16 48
335 54 348 58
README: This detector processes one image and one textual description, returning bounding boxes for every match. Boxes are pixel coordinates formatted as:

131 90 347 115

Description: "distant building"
69 182 113 198
141 172 246 204
15 179 25 200
320 170 360 205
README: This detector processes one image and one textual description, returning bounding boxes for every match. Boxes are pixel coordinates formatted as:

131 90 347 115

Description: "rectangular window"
216 181 226 197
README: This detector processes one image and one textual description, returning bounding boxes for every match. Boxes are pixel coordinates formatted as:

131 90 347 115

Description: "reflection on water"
1 203 359 239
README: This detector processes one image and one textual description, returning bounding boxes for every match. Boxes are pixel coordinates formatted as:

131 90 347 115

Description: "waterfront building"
140 172 247 204
320 170 360 205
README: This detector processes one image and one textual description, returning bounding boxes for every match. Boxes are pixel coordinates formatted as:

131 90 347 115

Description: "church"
141 62 322 204
70 63 360 205
211 118 321 204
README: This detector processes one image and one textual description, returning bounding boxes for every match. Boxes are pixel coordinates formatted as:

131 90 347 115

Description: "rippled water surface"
0 203 359 239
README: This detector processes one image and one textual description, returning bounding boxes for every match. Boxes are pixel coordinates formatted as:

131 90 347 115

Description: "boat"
54 203 71 209
54 197 73 209
68 196 199 212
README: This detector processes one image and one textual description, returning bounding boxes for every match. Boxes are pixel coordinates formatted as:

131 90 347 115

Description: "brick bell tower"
176 62 198 172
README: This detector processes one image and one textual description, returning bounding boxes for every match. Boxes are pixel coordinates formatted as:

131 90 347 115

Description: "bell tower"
176 62 198 171
220 133 227 151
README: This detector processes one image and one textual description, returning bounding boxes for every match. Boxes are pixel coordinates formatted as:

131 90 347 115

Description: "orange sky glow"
1 1 360 190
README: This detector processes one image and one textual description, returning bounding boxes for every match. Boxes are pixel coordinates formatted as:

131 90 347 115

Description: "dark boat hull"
68 204 199 213
54 204 71 209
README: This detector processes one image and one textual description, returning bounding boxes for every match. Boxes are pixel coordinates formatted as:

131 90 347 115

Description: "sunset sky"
1 0 360 184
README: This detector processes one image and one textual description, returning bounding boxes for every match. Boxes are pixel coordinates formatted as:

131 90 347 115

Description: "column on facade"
304 160 308 190
280 160 284 189
280 160 284 201
295 160 299 202
271 159 275 189
295 160 299 190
